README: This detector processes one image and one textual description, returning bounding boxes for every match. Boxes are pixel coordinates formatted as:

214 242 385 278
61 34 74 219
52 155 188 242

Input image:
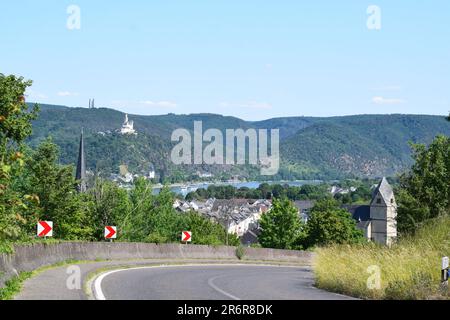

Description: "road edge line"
91 263 303 300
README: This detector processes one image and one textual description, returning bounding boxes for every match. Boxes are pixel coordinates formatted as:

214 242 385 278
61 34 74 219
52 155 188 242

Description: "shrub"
235 245 245 260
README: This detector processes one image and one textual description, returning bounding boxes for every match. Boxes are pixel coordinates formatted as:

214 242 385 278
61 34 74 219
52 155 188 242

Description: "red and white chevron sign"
181 231 192 242
37 221 53 237
105 226 117 239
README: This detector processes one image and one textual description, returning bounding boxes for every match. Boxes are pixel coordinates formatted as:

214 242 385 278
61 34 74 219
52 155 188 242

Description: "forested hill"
28 103 450 182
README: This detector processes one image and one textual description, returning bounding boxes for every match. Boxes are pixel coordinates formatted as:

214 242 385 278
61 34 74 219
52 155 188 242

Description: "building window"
376 198 381 204
391 198 394 204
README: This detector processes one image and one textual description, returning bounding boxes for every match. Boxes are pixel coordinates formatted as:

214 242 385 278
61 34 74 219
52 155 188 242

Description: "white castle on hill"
120 114 137 135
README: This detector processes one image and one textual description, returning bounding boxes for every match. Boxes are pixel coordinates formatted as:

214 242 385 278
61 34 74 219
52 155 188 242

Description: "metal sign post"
441 256 449 287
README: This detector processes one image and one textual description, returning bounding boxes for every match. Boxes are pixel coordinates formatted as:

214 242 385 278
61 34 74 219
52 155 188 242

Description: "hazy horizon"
33 101 448 121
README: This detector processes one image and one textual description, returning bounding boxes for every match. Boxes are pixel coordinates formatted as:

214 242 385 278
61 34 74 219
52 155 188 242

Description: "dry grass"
314 216 450 299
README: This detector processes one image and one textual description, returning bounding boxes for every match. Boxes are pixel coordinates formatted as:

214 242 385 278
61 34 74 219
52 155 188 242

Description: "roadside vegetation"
0 271 32 300
0 73 238 252
0 259 83 300
314 132 450 299
314 215 449 299
259 197 364 250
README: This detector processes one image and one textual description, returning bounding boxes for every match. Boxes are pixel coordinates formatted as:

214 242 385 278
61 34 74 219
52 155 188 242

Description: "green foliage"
187 183 332 201
281 115 450 179
180 211 239 246
29 104 450 181
89 178 130 239
19 138 95 240
0 271 33 300
109 178 236 246
259 197 302 249
0 241 14 254
397 135 450 234
120 178 177 241
235 245 245 260
302 199 364 248
0 73 39 240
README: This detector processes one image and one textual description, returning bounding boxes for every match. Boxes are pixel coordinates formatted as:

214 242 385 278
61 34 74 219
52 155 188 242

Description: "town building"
173 198 271 244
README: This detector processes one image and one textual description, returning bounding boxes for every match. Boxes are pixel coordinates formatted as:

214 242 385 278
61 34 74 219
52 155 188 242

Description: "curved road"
94 264 354 300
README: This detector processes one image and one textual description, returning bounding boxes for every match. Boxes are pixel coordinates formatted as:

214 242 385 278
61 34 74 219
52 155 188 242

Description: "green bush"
235 245 245 260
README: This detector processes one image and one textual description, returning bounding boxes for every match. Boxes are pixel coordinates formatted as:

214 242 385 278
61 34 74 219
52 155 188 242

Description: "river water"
153 180 323 196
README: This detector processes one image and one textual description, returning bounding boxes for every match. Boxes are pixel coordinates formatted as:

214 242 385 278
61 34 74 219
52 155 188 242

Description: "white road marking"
92 263 300 300
207 275 241 300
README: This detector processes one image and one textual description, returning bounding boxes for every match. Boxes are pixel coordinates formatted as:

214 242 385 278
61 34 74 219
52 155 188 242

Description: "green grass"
0 238 84 254
0 259 85 300
0 271 33 300
314 215 450 300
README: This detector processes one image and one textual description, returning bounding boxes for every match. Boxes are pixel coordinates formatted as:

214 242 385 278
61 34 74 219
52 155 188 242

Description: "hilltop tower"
75 129 87 192
369 177 397 245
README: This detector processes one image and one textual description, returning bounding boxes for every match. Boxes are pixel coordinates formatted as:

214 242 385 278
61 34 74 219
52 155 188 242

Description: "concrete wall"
0 242 312 287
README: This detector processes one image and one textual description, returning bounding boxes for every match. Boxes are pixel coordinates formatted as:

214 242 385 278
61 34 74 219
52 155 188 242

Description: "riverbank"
153 179 326 195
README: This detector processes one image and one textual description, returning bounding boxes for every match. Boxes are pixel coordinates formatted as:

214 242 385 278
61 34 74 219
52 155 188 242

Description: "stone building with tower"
344 177 397 245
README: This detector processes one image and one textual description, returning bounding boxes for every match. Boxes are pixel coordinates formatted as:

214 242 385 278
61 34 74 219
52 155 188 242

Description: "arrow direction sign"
37 221 53 237
105 226 117 239
181 231 192 242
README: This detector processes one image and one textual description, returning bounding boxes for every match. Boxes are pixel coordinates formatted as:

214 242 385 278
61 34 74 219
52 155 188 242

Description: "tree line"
186 181 374 204
257 133 450 249
0 74 239 247
1 73 448 251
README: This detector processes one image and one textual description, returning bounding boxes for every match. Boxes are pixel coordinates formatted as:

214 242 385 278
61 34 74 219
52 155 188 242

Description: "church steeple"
75 128 86 192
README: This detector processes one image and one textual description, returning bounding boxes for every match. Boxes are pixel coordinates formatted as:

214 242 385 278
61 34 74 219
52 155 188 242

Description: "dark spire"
76 128 87 192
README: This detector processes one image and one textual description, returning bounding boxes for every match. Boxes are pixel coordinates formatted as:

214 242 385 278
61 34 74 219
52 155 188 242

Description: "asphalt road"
94 264 354 300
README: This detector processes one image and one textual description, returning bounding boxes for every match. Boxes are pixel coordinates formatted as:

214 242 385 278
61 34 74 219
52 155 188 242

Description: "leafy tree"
89 177 131 240
121 178 181 243
302 199 364 248
21 138 94 239
121 177 156 241
397 135 450 233
259 197 302 249
180 211 239 246
257 183 272 199
148 185 182 242
0 73 39 240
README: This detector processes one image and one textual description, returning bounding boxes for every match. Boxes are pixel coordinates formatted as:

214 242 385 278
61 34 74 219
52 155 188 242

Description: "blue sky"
1 0 449 120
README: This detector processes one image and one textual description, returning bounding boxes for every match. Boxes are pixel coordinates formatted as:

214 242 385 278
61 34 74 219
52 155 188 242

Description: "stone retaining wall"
0 242 312 287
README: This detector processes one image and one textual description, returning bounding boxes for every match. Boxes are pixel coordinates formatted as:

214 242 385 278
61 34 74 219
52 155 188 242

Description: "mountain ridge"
28 103 450 182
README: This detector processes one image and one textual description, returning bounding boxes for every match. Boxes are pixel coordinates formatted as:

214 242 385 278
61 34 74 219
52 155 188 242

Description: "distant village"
171 177 397 247
78 112 398 247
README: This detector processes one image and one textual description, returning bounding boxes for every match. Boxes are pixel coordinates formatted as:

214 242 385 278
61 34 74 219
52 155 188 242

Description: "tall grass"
314 215 450 299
